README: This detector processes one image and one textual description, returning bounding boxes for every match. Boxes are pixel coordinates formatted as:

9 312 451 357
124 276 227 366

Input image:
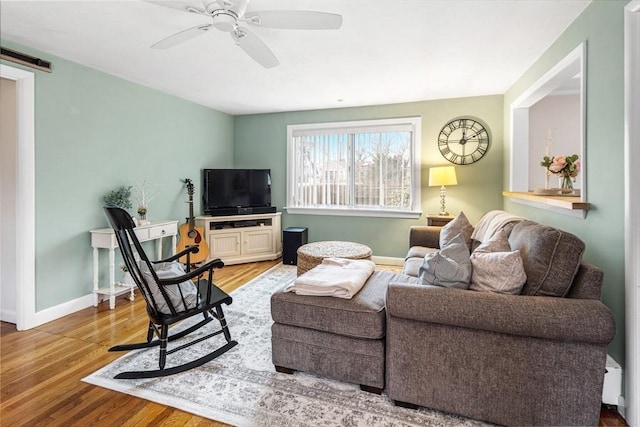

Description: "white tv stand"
196 212 282 265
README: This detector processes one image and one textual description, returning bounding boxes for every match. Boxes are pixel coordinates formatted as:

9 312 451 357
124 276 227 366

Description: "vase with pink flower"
541 154 580 194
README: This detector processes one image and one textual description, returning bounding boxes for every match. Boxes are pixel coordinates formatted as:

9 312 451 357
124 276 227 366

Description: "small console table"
90 220 178 309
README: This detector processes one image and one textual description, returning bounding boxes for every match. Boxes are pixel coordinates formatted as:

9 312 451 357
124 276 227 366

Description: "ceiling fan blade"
232 27 279 68
151 24 212 49
244 10 342 30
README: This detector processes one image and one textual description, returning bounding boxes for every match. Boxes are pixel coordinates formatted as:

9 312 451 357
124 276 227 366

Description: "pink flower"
548 156 567 173
569 160 581 177
541 153 579 178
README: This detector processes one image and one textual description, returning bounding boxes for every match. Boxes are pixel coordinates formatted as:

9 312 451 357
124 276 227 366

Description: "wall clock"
438 118 490 165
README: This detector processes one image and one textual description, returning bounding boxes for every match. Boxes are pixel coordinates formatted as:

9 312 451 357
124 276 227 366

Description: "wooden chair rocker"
103 205 237 379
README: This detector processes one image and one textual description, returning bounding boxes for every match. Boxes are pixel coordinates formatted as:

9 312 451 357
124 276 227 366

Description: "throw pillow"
472 229 511 254
139 261 199 314
470 250 527 294
509 220 585 297
419 233 472 289
439 211 474 250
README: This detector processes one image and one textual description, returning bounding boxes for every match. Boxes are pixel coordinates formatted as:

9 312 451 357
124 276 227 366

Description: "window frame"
286 117 422 218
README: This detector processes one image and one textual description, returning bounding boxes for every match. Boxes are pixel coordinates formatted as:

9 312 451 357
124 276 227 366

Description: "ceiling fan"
147 0 343 68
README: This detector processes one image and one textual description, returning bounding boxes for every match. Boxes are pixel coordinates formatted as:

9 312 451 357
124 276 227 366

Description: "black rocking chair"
103 205 237 379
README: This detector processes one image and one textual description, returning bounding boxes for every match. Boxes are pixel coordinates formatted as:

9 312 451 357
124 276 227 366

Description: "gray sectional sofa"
271 211 616 426
388 212 616 426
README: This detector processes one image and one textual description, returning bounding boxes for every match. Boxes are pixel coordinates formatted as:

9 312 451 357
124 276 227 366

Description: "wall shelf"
502 191 589 218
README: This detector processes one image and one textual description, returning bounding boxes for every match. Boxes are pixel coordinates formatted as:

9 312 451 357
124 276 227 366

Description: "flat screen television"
202 168 274 216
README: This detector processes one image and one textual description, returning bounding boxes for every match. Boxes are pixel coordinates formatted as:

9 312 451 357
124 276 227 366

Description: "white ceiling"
0 0 591 115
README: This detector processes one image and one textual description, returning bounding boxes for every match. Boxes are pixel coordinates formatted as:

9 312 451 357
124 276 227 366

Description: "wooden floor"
0 259 628 426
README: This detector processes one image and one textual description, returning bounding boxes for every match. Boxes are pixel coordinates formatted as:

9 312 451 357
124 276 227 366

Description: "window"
286 117 422 218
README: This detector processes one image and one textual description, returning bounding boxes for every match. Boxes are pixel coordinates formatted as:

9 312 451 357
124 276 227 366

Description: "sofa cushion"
419 234 472 290
406 246 437 259
439 211 473 250
403 247 437 277
471 228 511 254
271 270 417 339
470 250 527 294
509 220 585 297
470 229 527 294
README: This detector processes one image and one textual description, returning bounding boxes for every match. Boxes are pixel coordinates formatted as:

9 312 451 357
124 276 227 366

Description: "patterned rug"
83 263 489 427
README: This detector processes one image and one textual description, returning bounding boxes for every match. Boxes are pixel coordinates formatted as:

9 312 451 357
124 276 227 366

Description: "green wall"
1 41 235 311
3 0 626 374
234 95 504 258
502 0 627 366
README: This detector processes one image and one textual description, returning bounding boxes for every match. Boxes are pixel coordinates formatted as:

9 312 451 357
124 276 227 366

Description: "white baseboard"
30 293 95 329
21 257 402 329
0 309 17 324
372 256 404 266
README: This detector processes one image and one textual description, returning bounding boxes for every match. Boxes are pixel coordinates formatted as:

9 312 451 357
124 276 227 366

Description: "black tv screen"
203 169 272 215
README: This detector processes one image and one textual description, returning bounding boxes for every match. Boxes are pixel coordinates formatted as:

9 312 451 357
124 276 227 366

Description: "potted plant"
103 185 132 210
540 154 580 193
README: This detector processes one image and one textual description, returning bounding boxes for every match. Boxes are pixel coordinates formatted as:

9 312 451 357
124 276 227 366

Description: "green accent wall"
503 0 628 366
234 95 505 256
1 41 234 311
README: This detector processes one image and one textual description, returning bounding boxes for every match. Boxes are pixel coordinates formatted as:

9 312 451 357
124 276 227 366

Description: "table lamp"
429 166 457 215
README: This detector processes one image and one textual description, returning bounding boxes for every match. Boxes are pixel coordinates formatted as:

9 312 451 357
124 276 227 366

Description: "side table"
426 213 455 227
90 220 178 309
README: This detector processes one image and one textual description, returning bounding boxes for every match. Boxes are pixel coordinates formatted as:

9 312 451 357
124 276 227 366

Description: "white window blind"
287 117 422 218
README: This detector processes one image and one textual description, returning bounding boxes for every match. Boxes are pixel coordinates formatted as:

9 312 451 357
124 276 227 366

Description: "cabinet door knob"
161 229 166 235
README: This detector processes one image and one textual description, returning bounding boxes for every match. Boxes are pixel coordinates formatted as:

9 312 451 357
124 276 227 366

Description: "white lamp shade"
429 166 458 187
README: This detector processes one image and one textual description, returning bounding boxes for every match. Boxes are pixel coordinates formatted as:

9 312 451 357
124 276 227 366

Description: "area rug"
83 263 490 427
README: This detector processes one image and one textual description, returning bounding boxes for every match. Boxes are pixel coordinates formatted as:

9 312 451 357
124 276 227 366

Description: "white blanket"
470 210 523 243
284 257 376 299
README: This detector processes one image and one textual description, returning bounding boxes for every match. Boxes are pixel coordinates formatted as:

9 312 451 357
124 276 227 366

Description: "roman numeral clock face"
438 118 490 165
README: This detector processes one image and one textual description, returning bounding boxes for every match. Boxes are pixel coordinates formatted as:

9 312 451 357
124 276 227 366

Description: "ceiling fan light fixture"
211 10 238 32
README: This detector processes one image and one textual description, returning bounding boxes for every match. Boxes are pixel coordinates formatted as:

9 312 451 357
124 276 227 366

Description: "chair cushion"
509 220 585 297
140 261 199 314
419 234 472 290
439 211 473 250
271 270 417 339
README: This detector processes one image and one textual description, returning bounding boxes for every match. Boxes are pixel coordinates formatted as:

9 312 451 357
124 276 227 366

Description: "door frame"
0 64 36 331
625 1 640 424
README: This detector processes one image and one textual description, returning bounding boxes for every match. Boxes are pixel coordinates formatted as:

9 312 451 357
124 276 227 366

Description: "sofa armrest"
409 226 441 249
387 283 615 344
